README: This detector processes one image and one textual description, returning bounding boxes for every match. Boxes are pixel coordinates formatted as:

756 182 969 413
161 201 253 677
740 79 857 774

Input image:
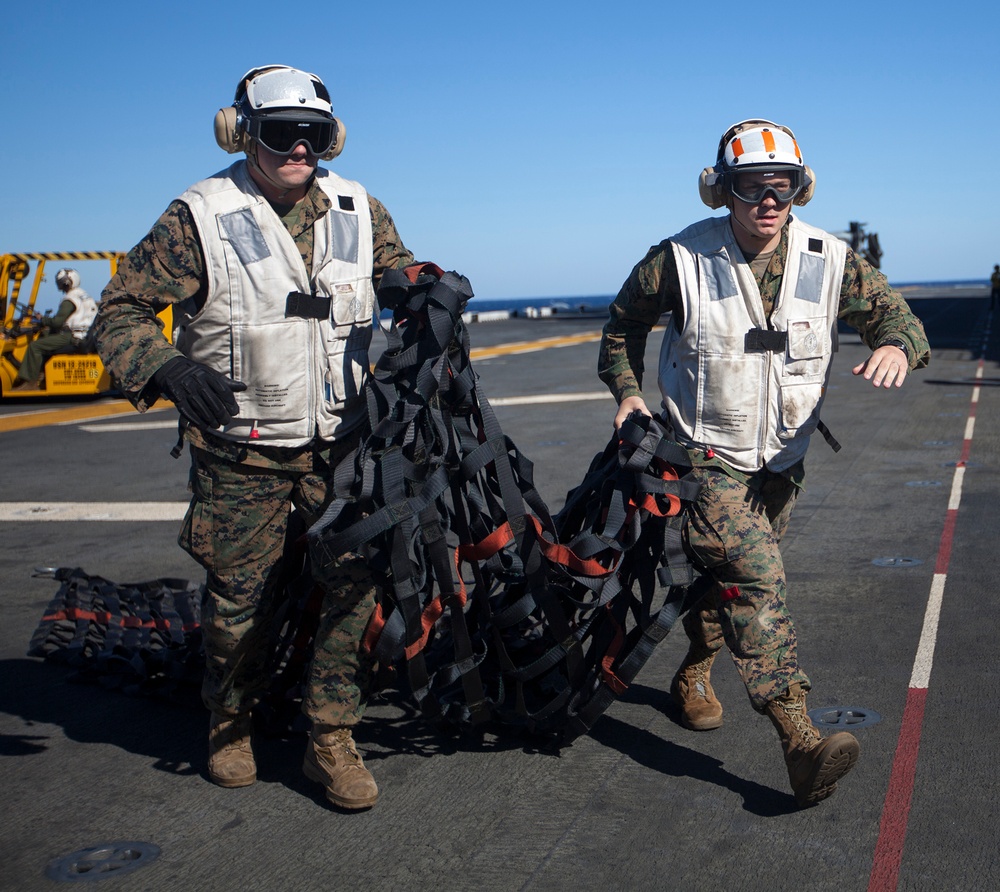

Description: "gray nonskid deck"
1 285 996 891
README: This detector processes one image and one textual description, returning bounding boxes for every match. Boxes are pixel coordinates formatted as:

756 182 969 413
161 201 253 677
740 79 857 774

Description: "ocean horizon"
464 278 990 316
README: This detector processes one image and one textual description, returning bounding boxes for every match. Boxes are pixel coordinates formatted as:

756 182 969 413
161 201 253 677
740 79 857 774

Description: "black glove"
153 356 246 429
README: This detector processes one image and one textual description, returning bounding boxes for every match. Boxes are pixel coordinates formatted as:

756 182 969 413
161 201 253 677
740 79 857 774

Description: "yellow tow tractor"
0 252 172 399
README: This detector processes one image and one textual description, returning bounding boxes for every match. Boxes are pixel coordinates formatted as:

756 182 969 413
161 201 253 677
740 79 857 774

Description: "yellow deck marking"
469 330 604 360
3 325 655 433
0 400 172 433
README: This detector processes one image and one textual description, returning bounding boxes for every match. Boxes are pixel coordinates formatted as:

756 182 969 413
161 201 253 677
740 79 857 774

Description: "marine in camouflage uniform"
599 119 930 807
94 65 419 810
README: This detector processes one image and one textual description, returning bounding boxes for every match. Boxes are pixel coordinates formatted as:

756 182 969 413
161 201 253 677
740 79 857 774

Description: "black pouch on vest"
285 291 332 320
744 328 788 352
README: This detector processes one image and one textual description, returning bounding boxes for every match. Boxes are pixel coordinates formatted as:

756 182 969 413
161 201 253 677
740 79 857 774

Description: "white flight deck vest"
176 161 375 447
657 215 847 473
63 288 98 339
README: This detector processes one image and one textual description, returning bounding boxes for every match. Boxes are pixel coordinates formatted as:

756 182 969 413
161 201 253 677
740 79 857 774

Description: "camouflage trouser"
180 442 375 729
681 466 810 712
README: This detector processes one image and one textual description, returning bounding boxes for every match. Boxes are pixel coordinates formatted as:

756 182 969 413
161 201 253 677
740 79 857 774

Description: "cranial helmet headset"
213 65 346 161
698 119 815 209
55 268 80 291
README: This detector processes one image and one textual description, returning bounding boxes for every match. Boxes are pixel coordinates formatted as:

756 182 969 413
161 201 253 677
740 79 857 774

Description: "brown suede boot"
670 647 723 730
208 713 256 788
765 683 860 807
303 727 378 810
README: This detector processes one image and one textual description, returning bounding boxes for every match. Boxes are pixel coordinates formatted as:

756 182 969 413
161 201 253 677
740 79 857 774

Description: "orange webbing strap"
400 542 470 662
527 515 620 578
598 607 628 696
39 606 197 633
402 261 446 283
457 522 515 563
361 602 388 655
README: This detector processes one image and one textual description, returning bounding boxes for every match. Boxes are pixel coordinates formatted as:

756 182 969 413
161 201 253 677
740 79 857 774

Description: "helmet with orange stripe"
699 119 815 209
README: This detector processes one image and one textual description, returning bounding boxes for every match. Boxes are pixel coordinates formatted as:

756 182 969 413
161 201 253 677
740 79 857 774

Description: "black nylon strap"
285 291 332 319
817 419 842 453
744 327 788 352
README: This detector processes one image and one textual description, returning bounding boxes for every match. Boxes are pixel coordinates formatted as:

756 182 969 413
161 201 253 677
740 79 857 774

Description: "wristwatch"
881 338 909 360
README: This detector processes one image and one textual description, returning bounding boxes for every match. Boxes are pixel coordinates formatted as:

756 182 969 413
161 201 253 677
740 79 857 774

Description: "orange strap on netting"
637 490 682 518
364 525 497 660
527 515 616 578
599 607 628 695
457 522 514 562
361 602 387 655
403 261 446 283
403 571 469 661
630 458 683 518
42 607 198 632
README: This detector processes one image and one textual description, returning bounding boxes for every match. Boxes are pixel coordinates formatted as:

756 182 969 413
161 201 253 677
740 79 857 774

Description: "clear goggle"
729 167 807 204
245 113 336 157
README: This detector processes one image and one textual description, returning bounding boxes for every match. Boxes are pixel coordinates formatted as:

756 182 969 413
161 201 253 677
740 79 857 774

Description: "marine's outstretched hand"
852 343 909 388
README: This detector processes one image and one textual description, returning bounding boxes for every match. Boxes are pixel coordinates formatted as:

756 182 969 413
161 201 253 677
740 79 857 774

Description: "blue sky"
3 1 998 312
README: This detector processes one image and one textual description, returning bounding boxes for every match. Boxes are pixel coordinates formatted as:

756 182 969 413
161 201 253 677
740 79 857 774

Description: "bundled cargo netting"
27 567 204 701
307 264 704 742
28 265 703 745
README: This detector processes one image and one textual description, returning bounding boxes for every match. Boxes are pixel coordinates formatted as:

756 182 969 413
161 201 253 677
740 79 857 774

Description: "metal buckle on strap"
285 291 332 320
744 328 788 352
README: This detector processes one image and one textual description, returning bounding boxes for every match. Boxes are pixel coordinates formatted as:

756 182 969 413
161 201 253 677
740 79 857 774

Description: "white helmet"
699 119 815 209
214 65 345 160
239 65 333 116
55 268 80 291
720 119 804 171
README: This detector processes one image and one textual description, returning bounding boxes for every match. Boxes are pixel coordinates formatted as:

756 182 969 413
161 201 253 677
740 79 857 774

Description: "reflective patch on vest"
794 252 824 304
219 208 271 265
330 210 359 263
701 250 739 301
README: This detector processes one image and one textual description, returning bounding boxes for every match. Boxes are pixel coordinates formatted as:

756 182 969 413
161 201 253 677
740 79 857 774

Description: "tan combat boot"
208 712 256 788
765 683 860 807
670 646 723 730
303 727 378 810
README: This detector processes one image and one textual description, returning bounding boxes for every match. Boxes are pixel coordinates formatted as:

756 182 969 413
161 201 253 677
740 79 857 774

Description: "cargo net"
308 264 703 743
27 570 205 702
27 265 703 746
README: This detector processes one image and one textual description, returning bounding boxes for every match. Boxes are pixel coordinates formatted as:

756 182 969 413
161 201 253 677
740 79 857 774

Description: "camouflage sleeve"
598 240 679 402
368 194 415 288
838 247 931 370
94 200 206 410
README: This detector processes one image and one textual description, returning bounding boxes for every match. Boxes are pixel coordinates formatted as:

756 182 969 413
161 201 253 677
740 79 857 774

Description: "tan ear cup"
321 117 346 160
794 166 816 206
698 167 727 209
214 106 243 154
